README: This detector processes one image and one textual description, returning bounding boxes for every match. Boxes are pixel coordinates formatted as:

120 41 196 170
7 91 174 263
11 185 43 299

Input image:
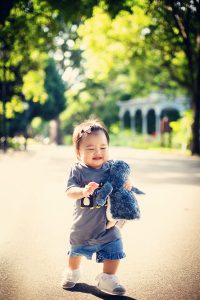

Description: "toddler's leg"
62 256 82 289
103 259 120 274
96 260 126 295
68 256 82 270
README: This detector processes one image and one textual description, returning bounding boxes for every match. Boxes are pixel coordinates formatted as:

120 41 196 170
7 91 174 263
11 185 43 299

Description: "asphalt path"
0 145 200 300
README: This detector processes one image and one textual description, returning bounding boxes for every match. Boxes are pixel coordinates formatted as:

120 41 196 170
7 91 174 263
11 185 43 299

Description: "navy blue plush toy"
95 160 144 220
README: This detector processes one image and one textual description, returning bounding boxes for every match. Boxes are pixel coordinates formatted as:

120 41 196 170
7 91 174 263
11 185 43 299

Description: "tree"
0 0 135 28
147 1 200 154
1 0 199 154
0 0 59 151
6 58 66 146
73 2 200 154
73 6 183 131
39 58 66 144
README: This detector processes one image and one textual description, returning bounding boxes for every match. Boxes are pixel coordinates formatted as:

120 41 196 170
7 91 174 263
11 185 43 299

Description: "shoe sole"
97 286 125 296
62 282 76 289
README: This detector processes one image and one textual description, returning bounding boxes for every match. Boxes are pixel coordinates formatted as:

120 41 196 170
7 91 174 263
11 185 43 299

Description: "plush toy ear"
95 182 113 206
108 160 130 185
131 187 145 195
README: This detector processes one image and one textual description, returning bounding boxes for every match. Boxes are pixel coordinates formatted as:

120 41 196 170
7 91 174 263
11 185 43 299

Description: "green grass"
110 131 160 149
63 135 72 145
61 131 191 155
109 131 190 155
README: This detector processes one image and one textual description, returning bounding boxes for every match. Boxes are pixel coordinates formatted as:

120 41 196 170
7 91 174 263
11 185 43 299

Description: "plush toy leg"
106 198 127 229
106 220 117 229
116 220 127 229
106 197 117 229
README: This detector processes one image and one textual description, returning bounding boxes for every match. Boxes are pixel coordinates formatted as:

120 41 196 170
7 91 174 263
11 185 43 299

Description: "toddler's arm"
66 182 99 200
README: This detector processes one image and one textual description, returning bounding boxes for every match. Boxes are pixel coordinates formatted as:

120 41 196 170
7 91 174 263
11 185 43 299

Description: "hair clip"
79 125 93 139
81 126 92 135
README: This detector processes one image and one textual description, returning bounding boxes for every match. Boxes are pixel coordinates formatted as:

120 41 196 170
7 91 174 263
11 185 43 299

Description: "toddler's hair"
72 119 110 150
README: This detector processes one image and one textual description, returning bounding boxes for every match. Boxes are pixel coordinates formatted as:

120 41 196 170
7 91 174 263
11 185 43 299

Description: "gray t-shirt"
66 160 121 246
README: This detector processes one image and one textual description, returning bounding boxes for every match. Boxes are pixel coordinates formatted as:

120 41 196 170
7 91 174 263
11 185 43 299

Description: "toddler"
62 119 132 295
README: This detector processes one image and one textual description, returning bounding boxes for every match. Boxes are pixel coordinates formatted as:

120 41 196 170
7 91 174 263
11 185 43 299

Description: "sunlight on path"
0 145 200 300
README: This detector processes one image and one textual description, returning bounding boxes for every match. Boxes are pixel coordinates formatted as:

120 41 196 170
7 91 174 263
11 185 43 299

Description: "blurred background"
1 2 200 299
0 0 199 156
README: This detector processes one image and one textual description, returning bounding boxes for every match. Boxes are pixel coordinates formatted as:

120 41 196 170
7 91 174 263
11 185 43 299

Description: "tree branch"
165 1 195 84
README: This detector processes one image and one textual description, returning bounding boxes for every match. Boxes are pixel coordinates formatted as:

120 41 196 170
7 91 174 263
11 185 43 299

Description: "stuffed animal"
95 160 144 222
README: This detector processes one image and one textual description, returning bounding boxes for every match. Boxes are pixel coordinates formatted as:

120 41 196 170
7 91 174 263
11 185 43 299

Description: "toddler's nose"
94 148 101 155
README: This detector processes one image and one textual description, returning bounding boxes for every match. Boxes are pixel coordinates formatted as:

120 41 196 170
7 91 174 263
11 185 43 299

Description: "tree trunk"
55 116 63 145
49 117 62 145
191 45 200 155
1 61 7 153
1 97 7 152
191 91 200 155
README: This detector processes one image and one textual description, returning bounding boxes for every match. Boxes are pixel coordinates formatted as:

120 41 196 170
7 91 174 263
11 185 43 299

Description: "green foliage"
63 126 190 154
63 134 72 145
110 130 160 149
7 110 29 137
170 110 192 151
147 0 200 154
22 68 48 104
39 58 66 120
59 4 189 136
59 4 185 136
42 0 135 23
1 0 199 154
78 6 151 82
30 117 49 138
0 0 61 146
60 89 95 134
77 5 186 96
109 129 189 154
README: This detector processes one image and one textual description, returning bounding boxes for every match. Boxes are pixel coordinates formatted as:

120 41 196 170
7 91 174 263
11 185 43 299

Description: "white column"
130 110 136 132
155 108 161 135
119 109 125 130
142 111 147 134
120 116 124 130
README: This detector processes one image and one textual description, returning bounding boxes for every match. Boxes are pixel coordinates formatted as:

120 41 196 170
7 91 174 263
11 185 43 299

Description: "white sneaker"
96 273 126 295
61 268 80 289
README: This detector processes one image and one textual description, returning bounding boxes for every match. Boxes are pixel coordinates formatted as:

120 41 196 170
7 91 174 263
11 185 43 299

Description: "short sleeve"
66 164 82 191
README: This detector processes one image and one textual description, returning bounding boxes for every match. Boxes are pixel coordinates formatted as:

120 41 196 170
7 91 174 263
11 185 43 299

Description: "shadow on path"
64 283 137 300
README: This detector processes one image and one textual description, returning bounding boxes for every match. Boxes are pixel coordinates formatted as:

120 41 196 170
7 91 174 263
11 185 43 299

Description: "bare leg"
96 259 126 295
62 256 82 288
103 259 120 275
68 256 82 270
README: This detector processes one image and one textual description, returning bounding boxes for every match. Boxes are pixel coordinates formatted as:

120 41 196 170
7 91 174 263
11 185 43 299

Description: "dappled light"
1 1 199 154
0 145 200 299
0 1 200 298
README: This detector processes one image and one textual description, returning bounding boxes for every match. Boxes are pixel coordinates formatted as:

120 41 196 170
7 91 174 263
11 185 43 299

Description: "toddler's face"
77 130 109 169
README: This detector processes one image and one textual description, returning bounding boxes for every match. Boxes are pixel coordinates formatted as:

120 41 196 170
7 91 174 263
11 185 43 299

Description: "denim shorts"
68 239 126 263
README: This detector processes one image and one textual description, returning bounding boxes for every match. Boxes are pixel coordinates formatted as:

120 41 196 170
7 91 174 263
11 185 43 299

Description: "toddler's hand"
82 182 99 197
124 178 133 191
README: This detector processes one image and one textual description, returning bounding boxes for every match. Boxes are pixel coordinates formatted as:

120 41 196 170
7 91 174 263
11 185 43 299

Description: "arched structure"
118 92 189 135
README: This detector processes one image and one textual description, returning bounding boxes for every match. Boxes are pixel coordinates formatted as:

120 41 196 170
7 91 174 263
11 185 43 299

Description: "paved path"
0 145 200 300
